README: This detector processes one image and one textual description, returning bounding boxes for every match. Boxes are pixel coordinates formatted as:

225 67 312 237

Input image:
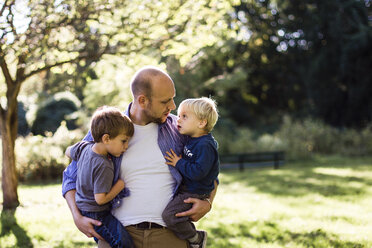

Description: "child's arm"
94 179 125 205
168 144 216 181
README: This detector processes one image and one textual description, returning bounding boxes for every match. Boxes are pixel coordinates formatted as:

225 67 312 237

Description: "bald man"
62 66 217 248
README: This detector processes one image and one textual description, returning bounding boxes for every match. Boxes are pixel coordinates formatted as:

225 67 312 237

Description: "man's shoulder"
167 113 178 123
161 113 178 129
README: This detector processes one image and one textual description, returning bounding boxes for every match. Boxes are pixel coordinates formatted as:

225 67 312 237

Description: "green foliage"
276 116 372 159
214 116 372 160
31 92 81 135
16 123 84 182
170 0 372 129
214 124 256 154
17 102 29 136
81 57 137 111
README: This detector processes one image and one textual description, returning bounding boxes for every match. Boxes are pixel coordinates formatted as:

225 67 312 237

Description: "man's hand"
74 214 103 239
65 190 103 240
175 197 211 222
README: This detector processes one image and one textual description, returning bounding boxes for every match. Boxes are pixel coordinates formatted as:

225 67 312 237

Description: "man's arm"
175 180 218 221
65 190 103 240
62 131 103 240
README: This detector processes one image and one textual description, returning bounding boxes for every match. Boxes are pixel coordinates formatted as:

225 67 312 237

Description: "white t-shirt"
112 122 174 226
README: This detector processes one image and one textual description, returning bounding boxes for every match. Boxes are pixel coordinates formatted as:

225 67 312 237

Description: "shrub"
275 116 337 160
31 92 81 135
276 116 372 159
18 101 30 136
16 122 84 182
214 116 372 160
337 124 372 156
213 119 256 154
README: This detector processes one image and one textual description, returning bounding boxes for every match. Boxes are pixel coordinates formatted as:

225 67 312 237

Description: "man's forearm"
208 180 218 206
64 189 103 239
65 190 81 220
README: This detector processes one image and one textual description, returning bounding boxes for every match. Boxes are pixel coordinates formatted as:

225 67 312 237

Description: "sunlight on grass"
1 156 372 247
314 167 372 179
1 183 96 248
197 156 372 247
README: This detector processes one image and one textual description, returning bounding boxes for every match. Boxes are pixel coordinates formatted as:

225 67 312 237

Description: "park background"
1 0 372 247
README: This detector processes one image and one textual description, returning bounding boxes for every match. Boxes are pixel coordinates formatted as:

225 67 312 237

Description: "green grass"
1 155 372 247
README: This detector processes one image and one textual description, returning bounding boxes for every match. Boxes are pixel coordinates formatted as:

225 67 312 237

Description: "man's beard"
143 107 166 124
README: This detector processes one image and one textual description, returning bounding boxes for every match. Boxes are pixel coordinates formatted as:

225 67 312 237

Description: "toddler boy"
162 97 219 248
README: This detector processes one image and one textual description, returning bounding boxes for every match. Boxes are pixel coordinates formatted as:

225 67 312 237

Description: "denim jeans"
81 210 134 248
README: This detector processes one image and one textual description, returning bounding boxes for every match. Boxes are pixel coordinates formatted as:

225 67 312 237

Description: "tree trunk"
0 101 20 210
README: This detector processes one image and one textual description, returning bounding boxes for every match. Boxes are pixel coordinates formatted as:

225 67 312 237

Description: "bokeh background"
1 0 372 247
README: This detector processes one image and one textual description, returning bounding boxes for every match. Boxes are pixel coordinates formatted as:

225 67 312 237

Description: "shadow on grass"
52 240 96 248
0 209 33 248
220 158 372 197
209 220 365 248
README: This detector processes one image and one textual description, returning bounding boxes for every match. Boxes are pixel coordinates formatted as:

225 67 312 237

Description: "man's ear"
102 134 110 144
198 119 207 129
137 94 148 108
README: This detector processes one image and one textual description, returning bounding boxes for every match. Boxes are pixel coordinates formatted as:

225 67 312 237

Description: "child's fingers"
167 151 176 158
170 149 177 156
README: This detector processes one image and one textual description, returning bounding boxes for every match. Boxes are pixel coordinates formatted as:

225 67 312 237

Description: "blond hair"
178 97 218 132
91 106 134 143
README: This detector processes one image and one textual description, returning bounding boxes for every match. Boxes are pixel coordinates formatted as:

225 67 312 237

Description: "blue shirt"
176 133 219 195
62 103 187 208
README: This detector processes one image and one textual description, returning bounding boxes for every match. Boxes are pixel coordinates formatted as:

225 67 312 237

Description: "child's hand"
164 149 181 167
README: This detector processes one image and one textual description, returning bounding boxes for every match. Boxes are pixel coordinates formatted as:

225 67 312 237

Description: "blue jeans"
81 210 134 248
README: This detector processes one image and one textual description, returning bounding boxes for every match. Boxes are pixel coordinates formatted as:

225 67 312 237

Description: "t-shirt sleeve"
70 141 91 161
93 160 114 194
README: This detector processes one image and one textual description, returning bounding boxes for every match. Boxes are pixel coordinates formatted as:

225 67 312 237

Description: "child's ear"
102 134 110 144
198 119 207 129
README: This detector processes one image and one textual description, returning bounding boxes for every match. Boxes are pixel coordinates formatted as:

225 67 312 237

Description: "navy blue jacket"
175 133 219 195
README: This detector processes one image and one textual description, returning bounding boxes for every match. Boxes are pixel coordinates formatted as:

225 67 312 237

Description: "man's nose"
169 99 176 111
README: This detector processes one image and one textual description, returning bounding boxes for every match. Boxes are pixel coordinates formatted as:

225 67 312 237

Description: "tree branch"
0 47 14 86
0 0 12 17
23 51 104 80
6 1 17 36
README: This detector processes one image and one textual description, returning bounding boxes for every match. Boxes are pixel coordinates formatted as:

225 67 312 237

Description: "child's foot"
189 230 207 248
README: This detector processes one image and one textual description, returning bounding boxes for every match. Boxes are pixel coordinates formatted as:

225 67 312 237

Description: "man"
62 66 217 248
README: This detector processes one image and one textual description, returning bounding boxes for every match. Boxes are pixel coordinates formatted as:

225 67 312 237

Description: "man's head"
130 66 176 124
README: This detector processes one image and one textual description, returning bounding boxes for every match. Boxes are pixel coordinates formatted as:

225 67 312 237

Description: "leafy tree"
0 0 230 209
171 0 372 130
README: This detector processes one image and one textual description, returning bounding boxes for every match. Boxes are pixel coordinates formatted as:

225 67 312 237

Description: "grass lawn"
1 155 372 247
